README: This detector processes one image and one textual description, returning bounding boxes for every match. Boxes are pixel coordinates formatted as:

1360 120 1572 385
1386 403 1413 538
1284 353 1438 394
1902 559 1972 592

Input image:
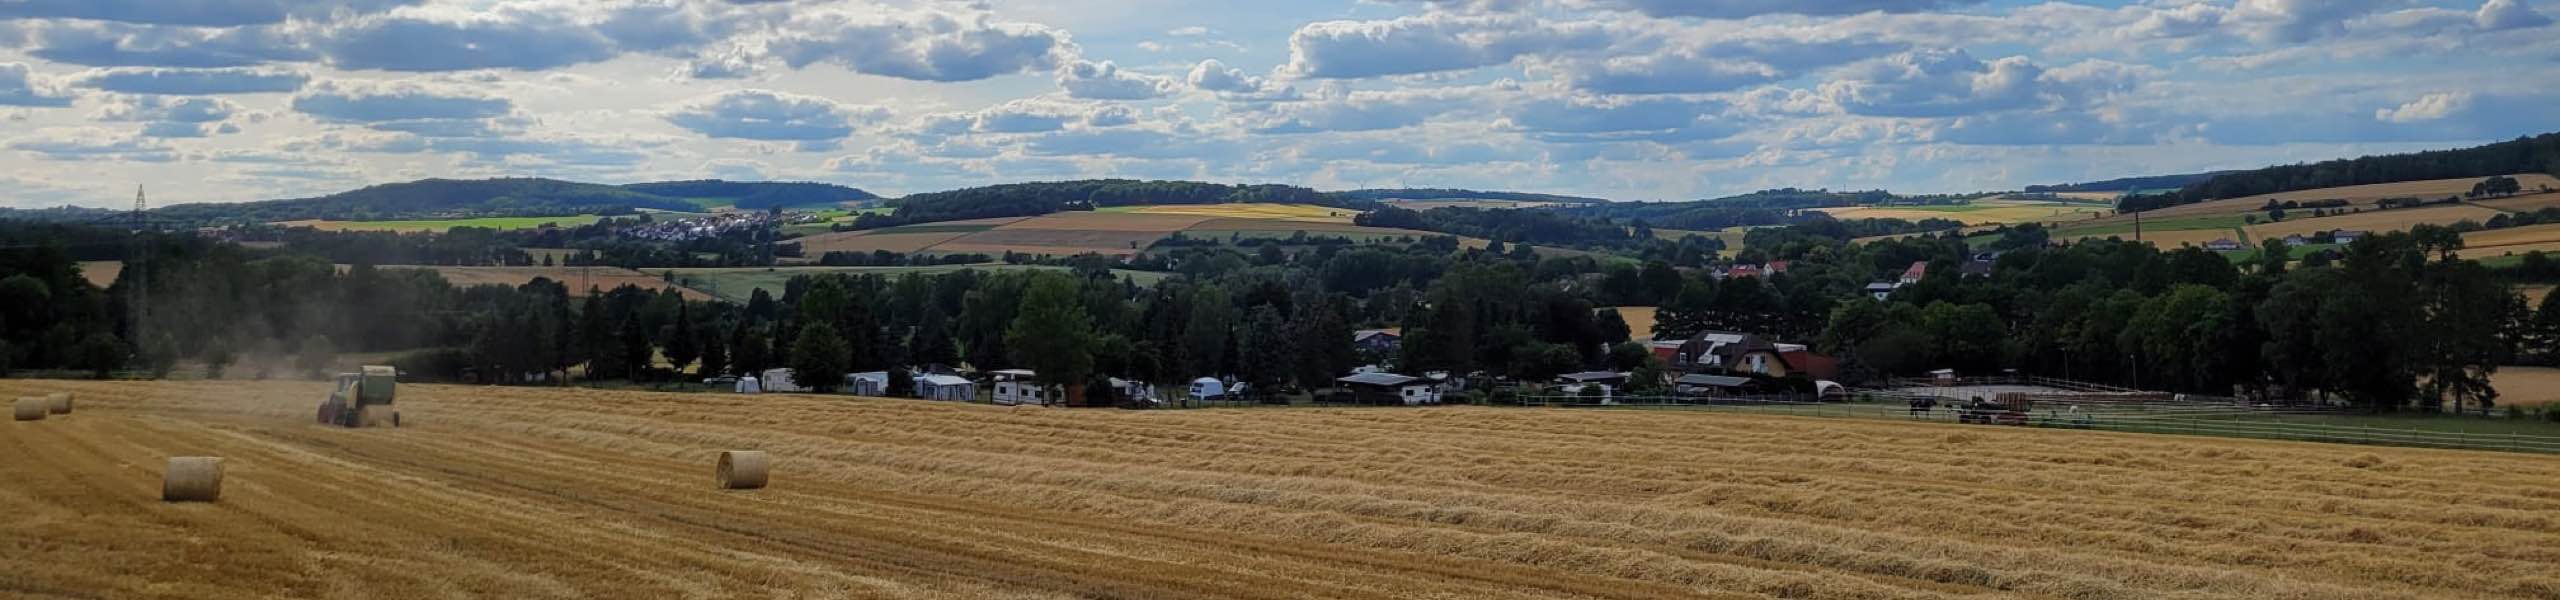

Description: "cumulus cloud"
17 21 314 68
291 80 512 122
910 99 1141 138
1579 0 1988 19
1187 59 1297 101
2224 0 2397 43
664 89 884 146
1563 37 1905 95
1284 14 1606 79
0 63 75 107
1056 60 1173 100
97 95 239 123
2375 92 2472 123
1821 49 2111 118
2477 0 2555 30
1246 87 1478 134
316 9 620 72
765 10 1068 82
0 0 412 27
5 128 178 162
70 66 308 94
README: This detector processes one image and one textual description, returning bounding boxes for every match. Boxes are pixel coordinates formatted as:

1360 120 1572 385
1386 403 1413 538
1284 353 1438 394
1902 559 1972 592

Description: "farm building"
1674 374 1755 395
1671 331 1789 376
1110 378 1162 405
1353 329 1401 354
847 372 889 396
1775 344 1840 380
1898 261 1928 285
760 368 807 393
2205 238 2243 252
2333 229 2367 244
990 369 1057 406
915 374 974 401
1336 372 1439 405
2284 234 2310 246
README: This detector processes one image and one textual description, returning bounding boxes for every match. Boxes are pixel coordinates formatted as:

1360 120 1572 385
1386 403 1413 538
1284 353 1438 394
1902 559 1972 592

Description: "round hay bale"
163 457 224 502
12 398 45 421
46 392 71 415
716 450 769 490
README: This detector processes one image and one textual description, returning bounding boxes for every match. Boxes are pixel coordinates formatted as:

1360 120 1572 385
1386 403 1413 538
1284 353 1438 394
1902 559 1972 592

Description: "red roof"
1902 261 1928 279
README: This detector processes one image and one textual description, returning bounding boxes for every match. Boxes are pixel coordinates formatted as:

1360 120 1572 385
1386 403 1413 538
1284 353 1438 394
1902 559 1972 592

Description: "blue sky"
2 0 2557 207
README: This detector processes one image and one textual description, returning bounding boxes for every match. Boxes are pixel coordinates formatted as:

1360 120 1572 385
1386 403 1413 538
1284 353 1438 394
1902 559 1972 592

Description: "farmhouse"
2284 234 2309 246
915 374 974 401
1336 372 1439 405
2333 229 2367 244
1865 282 1899 301
1353 329 1402 354
1898 261 1928 285
2205 238 2244 252
759 368 808 393
1671 331 1799 377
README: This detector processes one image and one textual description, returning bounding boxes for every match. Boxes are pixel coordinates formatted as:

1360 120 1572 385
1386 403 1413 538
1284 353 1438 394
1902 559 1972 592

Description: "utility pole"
130 185 148 357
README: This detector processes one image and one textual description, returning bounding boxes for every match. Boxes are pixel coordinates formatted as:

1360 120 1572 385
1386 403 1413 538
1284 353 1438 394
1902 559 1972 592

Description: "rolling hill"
144 178 875 224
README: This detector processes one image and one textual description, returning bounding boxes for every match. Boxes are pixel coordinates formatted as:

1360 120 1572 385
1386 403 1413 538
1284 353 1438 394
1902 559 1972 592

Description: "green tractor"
317 365 402 428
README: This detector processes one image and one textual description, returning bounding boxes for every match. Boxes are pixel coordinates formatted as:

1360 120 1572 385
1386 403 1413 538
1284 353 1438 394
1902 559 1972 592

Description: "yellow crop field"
1814 200 2111 226
356 265 714 300
1105 203 1356 223
2243 203 2506 241
2122 174 2560 221
75 260 121 287
5 380 2558 599
2493 366 2560 408
1607 306 1658 341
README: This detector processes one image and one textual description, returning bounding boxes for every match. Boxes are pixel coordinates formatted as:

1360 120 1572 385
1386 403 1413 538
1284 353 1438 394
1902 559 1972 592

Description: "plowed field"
5 380 2558 599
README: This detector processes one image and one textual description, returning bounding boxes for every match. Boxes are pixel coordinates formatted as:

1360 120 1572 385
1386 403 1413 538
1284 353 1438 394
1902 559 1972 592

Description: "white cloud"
764 9 1069 82
2375 92 2472 123
664 89 887 144
1056 59 1173 100
1284 14 1607 79
2478 0 2555 30
70 66 308 94
0 62 75 106
290 79 510 122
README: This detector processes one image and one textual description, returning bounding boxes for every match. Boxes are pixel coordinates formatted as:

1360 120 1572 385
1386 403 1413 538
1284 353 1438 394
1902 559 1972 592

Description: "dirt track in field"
6 380 2560 599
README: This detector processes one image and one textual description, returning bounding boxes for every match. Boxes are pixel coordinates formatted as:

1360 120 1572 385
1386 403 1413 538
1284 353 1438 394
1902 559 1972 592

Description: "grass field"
363 265 714 300
2052 213 2246 239
1813 200 2111 226
667 264 1170 303
276 215 610 232
6 380 2559 599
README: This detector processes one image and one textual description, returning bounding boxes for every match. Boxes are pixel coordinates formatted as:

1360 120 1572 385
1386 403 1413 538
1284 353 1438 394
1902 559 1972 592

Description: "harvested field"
2520 284 2554 307
1002 211 1216 232
5 380 2560 599
1387 199 1562 210
1813 200 2111 226
1606 306 1658 341
668 265 1170 302
2492 366 2560 408
2473 192 2560 213
2062 227 2239 249
2129 174 2560 221
75 260 121 287
794 230 976 254
2243 203 2506 241
364 265 713 300
1099 203 1355 223
2462 222 2560 256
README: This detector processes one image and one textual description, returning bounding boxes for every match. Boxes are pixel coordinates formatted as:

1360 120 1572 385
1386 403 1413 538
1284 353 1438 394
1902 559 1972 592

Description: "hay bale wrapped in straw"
163 457 224 502
716 450 770 490
46 392 70 415
12 397 45 421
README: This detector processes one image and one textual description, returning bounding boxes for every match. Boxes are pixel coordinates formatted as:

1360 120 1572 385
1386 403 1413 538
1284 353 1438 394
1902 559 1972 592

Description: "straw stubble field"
5 380 2559 599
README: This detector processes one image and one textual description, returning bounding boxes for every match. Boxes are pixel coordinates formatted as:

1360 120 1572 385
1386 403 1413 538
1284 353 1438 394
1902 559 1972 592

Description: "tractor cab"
318 365 401 428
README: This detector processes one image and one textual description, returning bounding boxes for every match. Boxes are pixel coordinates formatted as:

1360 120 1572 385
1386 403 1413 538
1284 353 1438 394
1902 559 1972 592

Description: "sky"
3 0 2558 208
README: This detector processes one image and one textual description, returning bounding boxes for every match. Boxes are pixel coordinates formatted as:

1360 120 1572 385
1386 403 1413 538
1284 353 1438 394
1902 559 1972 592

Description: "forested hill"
619 180 875 209
2024 171 2229 194
856 179 1356 229
1325 188 1609 205
1553 188 1971 232
143 178 874 224
2125 131 2560 213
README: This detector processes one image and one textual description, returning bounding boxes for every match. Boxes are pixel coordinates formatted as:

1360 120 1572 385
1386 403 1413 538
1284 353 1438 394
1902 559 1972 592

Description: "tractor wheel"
317 402 338 426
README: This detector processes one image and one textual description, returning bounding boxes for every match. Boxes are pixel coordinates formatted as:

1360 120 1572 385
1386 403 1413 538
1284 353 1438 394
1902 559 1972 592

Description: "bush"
2507 405 2527 420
